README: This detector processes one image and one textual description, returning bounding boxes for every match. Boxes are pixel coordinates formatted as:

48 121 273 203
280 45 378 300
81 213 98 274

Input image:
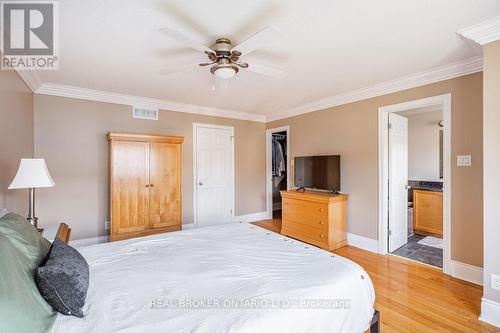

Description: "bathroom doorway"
378 94 451 273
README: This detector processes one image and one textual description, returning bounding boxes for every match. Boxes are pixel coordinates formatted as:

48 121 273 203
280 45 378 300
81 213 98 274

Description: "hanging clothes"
272 139 286 177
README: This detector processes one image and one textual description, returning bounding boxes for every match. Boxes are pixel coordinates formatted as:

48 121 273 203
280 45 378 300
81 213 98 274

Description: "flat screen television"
294 155 341 192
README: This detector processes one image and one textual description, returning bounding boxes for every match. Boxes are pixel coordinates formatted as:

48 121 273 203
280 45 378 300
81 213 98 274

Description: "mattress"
51 223 375 333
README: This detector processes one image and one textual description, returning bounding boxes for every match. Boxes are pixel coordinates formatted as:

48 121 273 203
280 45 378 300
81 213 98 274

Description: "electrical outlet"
457 155 472 167
104 221 110 230
492 274 500 291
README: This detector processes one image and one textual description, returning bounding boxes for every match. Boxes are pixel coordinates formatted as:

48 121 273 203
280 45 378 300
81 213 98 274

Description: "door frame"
377 94 451 275
265 126 291 220
192 123 235 228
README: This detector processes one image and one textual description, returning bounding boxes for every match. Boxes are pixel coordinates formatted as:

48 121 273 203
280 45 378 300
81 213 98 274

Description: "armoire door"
149 142 181 229
111 141 150 237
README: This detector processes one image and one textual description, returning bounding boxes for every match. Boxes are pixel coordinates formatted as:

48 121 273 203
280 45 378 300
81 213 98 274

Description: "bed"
51 222 378 333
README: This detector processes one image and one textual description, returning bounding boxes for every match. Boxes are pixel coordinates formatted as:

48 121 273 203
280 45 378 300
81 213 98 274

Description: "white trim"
266 126 291 220
378 94 452 275
451 260 483 285
480 298 500 328
27 57 481 123
267 57 481 122
347 233 378 253
192 123 235 229
69 236 109 247
233 211 268 223
182 223 195 230
16 70 42 91
35 83 266 123
458 15 500 46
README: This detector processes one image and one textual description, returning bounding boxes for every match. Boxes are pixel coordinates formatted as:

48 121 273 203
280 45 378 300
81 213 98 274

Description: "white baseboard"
233 211 268 223
347 233 378 253
182 223 195 230
451 260 483 285
70 235 109 247
480 298 500 328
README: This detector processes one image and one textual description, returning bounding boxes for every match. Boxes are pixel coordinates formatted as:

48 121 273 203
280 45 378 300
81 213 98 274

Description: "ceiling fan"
158 26 287 80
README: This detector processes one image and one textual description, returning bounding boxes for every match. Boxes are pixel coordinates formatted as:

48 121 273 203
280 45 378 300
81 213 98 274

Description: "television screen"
294 155 340 192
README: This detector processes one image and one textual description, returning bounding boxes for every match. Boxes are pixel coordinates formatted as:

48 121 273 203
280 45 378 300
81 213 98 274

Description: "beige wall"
33 95 266 240
0 71 33 215
268 73 483 267
406 111 443 181
482 40 500 303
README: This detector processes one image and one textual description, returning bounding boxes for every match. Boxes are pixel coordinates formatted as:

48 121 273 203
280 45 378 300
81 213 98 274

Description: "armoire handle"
150 184 154 187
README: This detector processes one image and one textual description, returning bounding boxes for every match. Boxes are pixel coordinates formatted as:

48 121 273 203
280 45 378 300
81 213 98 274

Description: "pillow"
0 234 56 333
36 239 89 317
0 212 51 265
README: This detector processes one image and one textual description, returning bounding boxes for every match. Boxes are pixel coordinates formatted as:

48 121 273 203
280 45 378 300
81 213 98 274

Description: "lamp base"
27 216 38 228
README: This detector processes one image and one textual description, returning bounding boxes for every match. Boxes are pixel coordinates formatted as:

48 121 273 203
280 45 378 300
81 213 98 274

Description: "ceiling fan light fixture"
211 62 239 79
214 67 236 79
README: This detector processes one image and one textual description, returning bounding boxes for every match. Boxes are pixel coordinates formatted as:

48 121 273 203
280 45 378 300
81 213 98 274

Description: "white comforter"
52 223 375 333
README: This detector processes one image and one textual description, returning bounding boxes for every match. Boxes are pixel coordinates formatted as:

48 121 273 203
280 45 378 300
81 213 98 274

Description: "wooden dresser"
280 190 348 251
413 189 443 237
108 133 184 241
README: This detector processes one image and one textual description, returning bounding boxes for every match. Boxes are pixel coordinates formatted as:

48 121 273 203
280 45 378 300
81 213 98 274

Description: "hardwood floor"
252 218 500 333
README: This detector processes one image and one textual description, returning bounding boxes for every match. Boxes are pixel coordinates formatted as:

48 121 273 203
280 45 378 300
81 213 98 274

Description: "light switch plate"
492 274 500 291
457 155 472 167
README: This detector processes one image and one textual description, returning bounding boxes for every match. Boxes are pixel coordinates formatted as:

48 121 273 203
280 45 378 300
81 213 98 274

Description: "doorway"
378 94 451 274
193 123 234 228
266 126 290 220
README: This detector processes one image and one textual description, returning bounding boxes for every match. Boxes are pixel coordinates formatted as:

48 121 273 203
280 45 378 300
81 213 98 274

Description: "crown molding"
266 56 483 122
31 57 482 124
458 15 500 46
16 70 42 91
35 83 266 123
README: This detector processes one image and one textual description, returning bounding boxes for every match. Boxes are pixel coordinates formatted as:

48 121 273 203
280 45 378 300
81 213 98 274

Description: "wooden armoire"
108 133 184 241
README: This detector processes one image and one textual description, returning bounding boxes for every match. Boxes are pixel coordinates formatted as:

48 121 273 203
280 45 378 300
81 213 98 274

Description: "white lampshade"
214 67 236 79
8 158 55 189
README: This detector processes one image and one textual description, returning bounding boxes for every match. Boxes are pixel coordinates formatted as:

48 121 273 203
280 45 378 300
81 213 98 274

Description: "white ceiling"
35 0 500 120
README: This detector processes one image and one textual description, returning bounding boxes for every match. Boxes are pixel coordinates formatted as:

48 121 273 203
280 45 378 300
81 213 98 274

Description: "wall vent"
132 106 158 120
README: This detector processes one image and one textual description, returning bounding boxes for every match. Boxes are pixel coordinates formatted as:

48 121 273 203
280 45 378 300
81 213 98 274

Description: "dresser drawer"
282 222 328 248
282 198 328 227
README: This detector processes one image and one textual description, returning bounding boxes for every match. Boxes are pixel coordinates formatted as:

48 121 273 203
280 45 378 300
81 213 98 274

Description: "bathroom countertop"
411 186 443 192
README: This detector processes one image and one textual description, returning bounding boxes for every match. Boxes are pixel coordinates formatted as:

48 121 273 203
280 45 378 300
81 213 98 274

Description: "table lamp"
8 158 55 228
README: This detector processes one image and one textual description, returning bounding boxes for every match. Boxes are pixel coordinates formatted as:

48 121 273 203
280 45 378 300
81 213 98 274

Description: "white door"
194 125 234 227
388 113 409 252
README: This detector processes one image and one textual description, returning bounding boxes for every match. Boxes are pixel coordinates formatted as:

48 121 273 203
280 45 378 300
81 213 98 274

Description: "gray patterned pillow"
35 239 89 317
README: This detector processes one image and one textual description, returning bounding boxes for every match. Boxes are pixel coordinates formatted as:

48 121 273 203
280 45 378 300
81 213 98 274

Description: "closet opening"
265 126 290 220
271 131 287 220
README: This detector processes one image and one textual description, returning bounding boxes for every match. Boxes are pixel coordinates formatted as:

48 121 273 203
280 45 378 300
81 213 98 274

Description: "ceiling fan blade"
245 63 287 79
158 62 199 75
159 27 214 54
232 26 281 56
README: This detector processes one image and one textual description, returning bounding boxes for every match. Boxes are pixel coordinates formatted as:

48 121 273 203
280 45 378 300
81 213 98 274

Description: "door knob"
146 184 150 188
150 184 154 188
199 182 203 186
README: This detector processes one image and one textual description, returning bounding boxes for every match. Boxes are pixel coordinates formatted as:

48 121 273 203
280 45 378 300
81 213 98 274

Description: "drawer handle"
319 221 324 225
319 208 325 212
320 234 324 238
